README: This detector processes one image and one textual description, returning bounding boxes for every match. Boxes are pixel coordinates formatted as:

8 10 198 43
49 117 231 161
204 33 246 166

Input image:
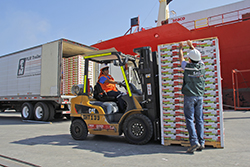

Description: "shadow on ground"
11 134 196 157
0 111 70 125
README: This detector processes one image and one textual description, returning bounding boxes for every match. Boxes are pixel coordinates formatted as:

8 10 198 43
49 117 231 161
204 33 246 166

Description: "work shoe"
197 144 205 151
186 143 200 153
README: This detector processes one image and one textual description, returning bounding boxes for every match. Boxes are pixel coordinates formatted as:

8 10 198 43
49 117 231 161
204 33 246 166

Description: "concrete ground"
0 110 250 167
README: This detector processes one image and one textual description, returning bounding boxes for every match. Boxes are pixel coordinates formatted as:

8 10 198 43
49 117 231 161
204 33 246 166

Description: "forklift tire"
70 119 88 140
123 114 153 145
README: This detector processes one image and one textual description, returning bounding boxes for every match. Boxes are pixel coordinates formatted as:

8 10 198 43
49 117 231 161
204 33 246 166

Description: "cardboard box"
203 110 220 116
204 122 220 129
163 122 176 128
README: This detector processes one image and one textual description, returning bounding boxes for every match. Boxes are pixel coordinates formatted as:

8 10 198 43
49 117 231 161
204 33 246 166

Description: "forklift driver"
98 65 126 112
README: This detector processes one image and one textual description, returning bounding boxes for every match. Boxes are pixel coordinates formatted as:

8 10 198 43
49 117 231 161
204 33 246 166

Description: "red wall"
92 20 250 105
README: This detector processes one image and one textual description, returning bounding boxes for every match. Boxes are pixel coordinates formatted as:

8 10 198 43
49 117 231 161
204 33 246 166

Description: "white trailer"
0 39 96 121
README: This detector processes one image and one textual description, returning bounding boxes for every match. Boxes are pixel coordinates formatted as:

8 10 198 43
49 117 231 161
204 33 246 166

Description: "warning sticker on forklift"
147 83 152 95
88 124 115 131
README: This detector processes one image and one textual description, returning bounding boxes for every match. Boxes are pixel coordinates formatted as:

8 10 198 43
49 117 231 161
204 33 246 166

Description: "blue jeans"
184 95 205 146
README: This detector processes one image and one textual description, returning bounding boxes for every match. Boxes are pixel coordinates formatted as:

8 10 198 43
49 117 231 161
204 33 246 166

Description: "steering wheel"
118 80 127 88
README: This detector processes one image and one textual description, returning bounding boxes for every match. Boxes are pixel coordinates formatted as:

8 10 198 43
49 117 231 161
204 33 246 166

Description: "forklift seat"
102 102 119 114
89 101 121 122
93 82 116 101
89 101 118 114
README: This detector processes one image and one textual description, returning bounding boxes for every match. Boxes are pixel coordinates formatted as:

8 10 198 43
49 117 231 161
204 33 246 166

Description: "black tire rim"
131 122 145 137
75 125 81 134
128 119 146 138
72 122 84 138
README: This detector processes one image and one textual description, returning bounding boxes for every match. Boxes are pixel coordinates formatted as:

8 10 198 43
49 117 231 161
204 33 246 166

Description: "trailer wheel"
34 102 49 121
123 114 153 145
70 119 88 140
46 102 55 121
21 102 34 120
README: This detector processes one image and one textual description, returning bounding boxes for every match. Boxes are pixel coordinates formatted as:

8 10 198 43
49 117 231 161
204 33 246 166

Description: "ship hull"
92 20 250 107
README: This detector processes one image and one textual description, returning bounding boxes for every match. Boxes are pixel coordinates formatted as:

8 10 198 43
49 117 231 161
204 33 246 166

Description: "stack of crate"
158 37 224 148
63 55 94 95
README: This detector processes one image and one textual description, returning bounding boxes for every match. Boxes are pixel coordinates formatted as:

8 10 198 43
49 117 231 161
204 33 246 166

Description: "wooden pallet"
164 140 190 147
164 140 223 148
205 141 224 148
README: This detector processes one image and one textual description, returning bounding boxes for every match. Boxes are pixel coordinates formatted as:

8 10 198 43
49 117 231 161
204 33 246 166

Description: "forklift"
70 47 161 144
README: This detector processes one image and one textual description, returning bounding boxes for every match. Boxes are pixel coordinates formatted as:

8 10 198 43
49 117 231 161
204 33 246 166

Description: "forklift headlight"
71 84 83 95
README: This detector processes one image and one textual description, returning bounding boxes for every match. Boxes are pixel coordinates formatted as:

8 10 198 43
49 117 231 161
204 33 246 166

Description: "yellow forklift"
70 47 160 144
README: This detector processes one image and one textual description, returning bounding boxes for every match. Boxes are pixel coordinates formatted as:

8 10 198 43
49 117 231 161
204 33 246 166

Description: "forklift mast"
133 47 161 140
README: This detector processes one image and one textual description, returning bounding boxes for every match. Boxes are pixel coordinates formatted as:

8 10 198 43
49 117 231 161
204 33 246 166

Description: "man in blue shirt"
98 65 126 112
179 40 206 153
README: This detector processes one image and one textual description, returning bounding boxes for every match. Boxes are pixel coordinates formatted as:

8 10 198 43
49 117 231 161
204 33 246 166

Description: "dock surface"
0 110 249 167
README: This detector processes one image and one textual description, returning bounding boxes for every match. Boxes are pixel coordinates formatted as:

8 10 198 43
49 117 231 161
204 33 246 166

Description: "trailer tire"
34 102 49 121
46 102 55 121
123 114 153 145
21 102 34 120
70 119 88 140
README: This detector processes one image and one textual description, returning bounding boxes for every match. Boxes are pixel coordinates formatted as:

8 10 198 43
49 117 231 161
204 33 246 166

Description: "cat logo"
89 108 96 114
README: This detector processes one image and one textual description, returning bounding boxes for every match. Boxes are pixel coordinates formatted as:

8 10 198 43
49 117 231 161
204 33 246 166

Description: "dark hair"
102 67 109 71
190 58 199 64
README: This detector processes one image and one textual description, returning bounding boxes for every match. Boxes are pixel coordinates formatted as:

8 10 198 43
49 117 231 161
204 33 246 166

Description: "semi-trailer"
0 39 96 121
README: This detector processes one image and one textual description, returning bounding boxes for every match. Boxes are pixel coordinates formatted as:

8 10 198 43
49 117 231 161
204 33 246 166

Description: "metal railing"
232 69 250 110
181 7 250 30
124 7 250 35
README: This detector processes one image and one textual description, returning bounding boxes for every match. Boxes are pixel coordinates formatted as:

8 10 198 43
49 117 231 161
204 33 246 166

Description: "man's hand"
179 42 184 49
187 40 192 47
179 42 185 64
117 82 123 87
187 40 195 49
